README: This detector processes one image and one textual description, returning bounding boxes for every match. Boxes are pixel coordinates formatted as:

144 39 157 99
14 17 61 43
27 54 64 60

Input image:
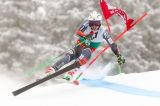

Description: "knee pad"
78 57 88 65
78 48 92 65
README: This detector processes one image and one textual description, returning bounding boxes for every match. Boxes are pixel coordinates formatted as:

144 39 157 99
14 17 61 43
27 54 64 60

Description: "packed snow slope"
1 70 160 106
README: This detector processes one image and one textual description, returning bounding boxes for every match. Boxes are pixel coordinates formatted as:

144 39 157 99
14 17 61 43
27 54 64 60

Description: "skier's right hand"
84 34 91 39
84 31 94 40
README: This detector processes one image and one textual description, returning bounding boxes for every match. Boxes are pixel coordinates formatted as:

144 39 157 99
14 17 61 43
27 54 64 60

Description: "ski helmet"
88 11 102 27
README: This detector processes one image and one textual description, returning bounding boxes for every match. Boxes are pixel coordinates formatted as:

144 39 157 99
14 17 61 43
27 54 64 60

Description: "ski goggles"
89 21 101 27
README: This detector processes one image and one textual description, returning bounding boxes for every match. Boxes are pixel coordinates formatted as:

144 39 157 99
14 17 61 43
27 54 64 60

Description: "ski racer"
45 11 125 82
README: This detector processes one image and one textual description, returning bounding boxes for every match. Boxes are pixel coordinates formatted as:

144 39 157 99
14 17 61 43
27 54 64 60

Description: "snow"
0 1 159 105
1 70 160 106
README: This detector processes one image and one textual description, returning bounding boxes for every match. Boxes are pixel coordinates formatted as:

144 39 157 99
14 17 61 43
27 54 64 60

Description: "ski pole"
75 72 83 81
117 64 123 74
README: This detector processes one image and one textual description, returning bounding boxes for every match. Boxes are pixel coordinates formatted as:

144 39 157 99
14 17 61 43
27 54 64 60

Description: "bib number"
91 32 98 40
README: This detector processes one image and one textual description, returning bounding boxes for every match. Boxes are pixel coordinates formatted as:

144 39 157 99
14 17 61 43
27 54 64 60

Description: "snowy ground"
1 70 160 106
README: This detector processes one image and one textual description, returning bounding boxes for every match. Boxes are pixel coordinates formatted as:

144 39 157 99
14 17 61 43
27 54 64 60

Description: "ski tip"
12 91 18 96
72 80 80 85
12 89 22 96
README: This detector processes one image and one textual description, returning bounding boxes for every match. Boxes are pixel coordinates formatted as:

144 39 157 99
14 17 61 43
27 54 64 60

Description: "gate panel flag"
100 0 134 30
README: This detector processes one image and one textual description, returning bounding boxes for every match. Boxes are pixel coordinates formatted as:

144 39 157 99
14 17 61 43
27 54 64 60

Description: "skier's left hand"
117 54 125 65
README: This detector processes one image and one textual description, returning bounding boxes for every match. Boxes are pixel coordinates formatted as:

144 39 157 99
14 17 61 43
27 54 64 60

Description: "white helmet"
88 11 102 26
88 11 102 21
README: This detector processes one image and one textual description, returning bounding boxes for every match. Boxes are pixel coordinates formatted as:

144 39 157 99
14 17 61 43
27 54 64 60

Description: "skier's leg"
77 47 92 65
56 47 92 71
65 47 92 84
53 46 92 81
45 50 76 74
62 46 83 80
52 53 75 71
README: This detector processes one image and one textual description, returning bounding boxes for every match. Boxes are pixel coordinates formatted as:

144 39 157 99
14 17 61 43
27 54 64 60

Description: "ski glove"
83 35 90 39
83 31 94 40
117 54 125 65
83 34 92 40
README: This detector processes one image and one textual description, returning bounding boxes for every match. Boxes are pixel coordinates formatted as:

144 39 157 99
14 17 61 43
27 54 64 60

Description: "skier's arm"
76 21 90 38
103 31 120 57
76 30 86 38
103 31 125 65
76 30 93 39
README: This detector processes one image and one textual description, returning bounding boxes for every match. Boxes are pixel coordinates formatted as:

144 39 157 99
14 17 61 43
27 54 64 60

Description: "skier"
45 11 125 82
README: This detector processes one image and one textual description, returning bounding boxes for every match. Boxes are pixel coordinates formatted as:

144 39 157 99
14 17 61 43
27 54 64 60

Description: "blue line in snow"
81 79 160 98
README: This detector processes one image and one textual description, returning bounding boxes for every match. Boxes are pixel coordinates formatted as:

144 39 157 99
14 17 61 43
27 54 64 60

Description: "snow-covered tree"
0 0 159 80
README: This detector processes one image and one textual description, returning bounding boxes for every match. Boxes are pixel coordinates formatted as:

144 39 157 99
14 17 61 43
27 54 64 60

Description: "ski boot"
63 69 77 81
72 72 83 85
63 69 83 85
35 67 55 81
45 67 56 76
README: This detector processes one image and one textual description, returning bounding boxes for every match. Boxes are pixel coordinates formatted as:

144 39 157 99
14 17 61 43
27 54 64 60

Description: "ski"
12 62 81 96
87 12 148 67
